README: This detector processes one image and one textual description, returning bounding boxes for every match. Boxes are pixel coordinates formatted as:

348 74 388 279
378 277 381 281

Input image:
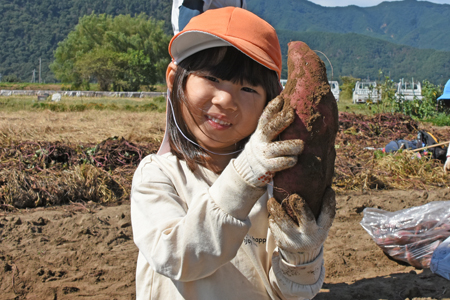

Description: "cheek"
248 95 266 116
242 102 265 132
183 83 208 120
184 91 210 118
180 102 198 134
185 76 212 107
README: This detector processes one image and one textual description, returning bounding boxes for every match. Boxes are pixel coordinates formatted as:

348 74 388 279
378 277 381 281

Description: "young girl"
131 7 335 300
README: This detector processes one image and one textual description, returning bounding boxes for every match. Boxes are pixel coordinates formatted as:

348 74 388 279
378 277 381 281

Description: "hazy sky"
308 0 450 7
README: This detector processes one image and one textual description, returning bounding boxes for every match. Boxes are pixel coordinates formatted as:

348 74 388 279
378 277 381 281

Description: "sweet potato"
273 41 339 219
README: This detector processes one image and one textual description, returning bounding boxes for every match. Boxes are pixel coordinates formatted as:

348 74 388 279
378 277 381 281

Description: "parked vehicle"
329 81 340 101
352 80 380 104
395 79 423 101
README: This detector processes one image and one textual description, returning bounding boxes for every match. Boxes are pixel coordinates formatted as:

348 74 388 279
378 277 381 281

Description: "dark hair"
168 46 280 172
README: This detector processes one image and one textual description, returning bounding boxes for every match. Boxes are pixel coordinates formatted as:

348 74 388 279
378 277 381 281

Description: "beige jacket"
131 153 325 300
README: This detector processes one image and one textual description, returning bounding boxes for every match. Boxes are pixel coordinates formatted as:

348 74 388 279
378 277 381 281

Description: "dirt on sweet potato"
273 41 339 219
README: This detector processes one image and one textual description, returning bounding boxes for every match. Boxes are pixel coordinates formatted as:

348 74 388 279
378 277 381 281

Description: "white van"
329 81 340 101
395 80 423 101
352 81 381 104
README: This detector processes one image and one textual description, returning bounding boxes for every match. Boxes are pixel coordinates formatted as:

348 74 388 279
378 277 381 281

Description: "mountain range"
0 0 448 85
248 0 450 52
276 29 450 84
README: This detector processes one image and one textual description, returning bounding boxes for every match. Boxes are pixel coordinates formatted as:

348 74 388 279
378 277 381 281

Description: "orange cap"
169 7 282 79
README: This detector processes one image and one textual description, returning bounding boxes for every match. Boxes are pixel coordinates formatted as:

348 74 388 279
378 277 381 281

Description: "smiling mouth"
207 115 232 126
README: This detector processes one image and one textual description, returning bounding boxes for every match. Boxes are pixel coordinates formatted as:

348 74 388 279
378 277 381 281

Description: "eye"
242 87 258 94
204 75 219 83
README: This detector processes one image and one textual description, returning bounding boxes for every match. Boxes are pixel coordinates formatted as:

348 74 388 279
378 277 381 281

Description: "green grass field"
0 82 168 92
2 86 450 127
0 95 167 113
337 96 374 115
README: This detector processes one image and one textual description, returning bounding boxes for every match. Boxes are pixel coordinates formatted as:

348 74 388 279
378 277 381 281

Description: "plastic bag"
360 201 450 269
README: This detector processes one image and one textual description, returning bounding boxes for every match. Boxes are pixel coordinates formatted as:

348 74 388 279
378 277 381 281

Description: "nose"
211 87 238 111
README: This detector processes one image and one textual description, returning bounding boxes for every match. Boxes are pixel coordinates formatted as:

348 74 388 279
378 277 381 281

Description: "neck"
206 152 238 174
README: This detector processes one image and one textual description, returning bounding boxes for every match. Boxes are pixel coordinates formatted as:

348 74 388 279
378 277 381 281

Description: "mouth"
206 115 232 126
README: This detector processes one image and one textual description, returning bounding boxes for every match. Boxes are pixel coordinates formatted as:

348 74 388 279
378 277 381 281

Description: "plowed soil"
1 110 450 300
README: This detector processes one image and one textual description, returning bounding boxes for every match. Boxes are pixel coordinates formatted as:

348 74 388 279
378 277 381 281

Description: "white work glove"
444 147 450 174
234 96 304 188
268 187 336 265
444 158 450 174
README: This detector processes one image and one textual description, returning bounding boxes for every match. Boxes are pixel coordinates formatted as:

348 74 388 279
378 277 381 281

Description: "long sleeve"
132 153 327 300
131 154 266 282
269 248 325 300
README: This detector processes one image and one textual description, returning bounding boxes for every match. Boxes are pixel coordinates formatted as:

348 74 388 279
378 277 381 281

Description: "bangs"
178 46 278 93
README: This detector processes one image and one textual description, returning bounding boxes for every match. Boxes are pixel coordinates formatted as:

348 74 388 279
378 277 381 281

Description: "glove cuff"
234 146 267 187
279 246 323 265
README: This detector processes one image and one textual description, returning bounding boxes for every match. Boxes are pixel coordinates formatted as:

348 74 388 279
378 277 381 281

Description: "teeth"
208 116 231 126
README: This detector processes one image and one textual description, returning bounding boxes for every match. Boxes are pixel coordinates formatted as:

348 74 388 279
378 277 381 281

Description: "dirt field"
1 109 450 300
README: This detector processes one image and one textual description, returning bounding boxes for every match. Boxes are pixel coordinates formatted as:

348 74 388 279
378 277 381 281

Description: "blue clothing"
178 0 203 33
437 79 450 101
172 0 247 34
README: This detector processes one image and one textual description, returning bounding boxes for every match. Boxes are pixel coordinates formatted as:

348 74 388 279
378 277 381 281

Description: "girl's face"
183 71 267 153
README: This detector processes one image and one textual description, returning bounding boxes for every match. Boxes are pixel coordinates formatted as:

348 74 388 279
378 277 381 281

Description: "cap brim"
170 30 280 79
170 31 231 64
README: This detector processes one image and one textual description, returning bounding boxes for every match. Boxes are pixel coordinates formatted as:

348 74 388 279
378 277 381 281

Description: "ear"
166 62 177 93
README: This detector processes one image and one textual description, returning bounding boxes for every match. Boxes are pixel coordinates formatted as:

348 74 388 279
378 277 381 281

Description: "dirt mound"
1 112 450 299
334 112 450 191
2 189 450 299
2 113 450 210
0 137 159 209
0 202 136 299
338 112 419 139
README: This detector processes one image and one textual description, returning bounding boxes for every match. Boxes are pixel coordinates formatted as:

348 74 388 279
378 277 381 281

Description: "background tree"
50 13 171 91
340 76 360 101
2 0 450 84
